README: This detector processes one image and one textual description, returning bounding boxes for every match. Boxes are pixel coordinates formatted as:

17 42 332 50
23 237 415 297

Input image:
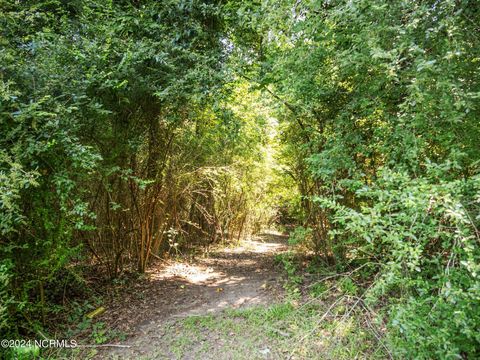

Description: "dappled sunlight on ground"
151 263 221 284
226 238 285 254
101 232 288 359
147 231 287 285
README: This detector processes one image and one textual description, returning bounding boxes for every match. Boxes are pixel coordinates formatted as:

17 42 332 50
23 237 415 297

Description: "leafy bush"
275 252 302 297
0 0 279 339
331 167 480 358
288 226 313 248
0 261 13 332
251 0 480 357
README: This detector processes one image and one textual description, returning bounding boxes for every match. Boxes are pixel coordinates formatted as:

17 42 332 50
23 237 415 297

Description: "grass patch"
154 297 389 360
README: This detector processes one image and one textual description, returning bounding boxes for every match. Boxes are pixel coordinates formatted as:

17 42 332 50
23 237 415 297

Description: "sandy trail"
99 231 288 359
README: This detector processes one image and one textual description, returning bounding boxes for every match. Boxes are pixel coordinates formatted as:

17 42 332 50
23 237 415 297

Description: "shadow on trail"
99 231 288 355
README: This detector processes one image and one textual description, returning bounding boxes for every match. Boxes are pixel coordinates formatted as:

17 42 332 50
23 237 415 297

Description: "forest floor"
68 231 387 360
88 232 288 359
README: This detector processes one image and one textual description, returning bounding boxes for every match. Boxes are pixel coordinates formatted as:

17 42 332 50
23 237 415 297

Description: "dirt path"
99 231 288 359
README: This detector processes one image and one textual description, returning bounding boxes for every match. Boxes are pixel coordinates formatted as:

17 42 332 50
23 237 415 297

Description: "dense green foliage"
0 0 276 339
1 0 479 358
248 0 480 358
